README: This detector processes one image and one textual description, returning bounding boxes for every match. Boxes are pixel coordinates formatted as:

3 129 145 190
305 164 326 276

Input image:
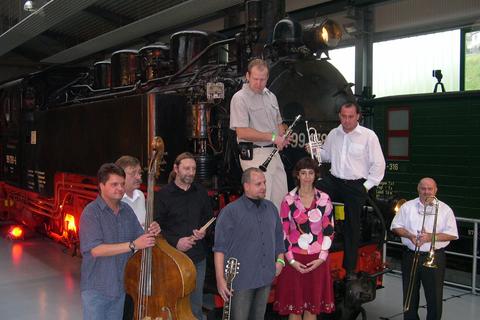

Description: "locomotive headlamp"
319 20 343 48
303 19 343 53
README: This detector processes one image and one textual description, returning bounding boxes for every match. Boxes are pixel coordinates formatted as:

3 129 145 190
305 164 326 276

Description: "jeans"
230 285 271 320
191 259 206 319
82 289 125 320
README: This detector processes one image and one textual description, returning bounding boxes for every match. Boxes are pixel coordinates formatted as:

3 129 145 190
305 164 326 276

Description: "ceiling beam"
12 46 49 62
83 5 134 27
42 0 243 64
43 30 86 48
0 0 101 57
287 0 390 22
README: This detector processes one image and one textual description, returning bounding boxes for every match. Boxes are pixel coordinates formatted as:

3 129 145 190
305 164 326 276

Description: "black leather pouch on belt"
238 142 253 160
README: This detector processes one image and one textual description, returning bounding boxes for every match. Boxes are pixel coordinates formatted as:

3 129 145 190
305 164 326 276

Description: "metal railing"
384 216 480 294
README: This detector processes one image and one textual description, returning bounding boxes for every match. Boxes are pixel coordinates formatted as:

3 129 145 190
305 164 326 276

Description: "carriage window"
464 30 480 90
387 107 410 160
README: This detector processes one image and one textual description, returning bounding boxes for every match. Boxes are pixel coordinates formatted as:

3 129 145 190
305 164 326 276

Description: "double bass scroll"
125 136 196 320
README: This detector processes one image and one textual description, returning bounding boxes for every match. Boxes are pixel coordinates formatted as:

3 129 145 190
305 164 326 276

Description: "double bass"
125 137 196 320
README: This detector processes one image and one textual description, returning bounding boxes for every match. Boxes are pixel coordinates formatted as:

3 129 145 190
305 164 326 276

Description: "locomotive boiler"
0 5 386 319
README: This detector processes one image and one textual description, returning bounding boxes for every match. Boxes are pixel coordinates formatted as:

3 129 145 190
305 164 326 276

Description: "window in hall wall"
328 46 355 92
373 30 460 97
464 29 480 90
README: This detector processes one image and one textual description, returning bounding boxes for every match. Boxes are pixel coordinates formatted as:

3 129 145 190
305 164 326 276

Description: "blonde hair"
247 58 269 73
115 155 140 169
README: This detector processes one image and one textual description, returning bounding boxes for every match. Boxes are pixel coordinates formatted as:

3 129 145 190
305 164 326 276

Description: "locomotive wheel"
334 300 366 320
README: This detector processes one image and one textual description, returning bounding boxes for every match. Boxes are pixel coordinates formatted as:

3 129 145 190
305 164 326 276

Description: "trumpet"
404 196 439 312
305 120 322 165
259 114 302 172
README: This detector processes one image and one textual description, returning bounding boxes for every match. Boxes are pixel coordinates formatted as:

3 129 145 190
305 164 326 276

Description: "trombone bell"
423 250 437 268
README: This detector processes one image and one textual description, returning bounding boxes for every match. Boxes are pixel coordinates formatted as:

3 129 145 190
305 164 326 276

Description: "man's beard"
180 175 194 185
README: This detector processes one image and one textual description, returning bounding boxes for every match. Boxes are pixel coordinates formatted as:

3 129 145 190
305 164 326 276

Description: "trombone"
404 196 439 312
305 120 322 165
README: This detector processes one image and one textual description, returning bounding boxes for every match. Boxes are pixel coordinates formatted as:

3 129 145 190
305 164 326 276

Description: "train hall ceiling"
0 0 245 65
0 0 479 83
0 1 392 67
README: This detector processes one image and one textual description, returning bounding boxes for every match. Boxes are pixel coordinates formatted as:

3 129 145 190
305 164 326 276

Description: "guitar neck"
221 280 234 320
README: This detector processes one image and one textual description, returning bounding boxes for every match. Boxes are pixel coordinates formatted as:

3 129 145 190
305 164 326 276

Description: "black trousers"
315 174 368 274
401 248 446 320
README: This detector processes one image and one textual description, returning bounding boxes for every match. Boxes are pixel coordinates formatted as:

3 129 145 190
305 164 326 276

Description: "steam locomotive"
0 4 387 319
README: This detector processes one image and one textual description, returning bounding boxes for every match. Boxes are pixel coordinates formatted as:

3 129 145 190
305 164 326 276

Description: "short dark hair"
247 58 269 73
339 102 361 114
97 163 125 185
168 152 196 183
241 167 263 185
115 155 140 169
292 157 320 186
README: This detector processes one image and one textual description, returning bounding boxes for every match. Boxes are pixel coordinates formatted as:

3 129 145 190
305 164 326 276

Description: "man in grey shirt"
213 167 285 320
230 58 289 211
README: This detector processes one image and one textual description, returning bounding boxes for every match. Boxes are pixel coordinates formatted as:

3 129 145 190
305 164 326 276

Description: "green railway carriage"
370 90 480 221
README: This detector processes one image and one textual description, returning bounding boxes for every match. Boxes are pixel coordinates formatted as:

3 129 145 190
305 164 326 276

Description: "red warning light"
8 226 24 239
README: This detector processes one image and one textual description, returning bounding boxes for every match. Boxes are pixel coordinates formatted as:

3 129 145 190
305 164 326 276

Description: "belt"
404 247 444 256
253 144 275 148
331 174 366 184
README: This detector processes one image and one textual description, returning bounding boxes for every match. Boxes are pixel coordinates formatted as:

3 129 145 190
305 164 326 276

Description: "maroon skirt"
273 252 335 315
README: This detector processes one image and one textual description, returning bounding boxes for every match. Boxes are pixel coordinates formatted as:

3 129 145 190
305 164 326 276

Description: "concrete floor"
363 273 480 319
0 230 82 320
1 228 479 320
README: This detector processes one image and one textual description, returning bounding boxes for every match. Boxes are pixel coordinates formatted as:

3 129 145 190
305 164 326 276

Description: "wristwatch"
128 241 136 253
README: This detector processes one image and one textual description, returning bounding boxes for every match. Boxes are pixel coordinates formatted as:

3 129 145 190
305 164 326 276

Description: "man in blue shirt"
80 163 160 320
213 167 285 320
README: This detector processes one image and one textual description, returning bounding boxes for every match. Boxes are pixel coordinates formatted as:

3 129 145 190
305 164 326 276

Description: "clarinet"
259 114 302 172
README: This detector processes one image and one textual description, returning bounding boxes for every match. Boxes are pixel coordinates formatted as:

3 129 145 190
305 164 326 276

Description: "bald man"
391 177 458 320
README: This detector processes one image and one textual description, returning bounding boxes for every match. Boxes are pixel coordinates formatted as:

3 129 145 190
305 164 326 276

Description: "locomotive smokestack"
252 0 286 57
245 0 262 34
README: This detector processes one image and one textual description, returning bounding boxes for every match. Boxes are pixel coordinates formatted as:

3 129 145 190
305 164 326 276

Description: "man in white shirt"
391 177 458 320
115 156 146 229
115 155 147 320
314 102 386 279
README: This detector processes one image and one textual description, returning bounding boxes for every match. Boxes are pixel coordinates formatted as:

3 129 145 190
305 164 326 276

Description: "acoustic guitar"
222 257 239 320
